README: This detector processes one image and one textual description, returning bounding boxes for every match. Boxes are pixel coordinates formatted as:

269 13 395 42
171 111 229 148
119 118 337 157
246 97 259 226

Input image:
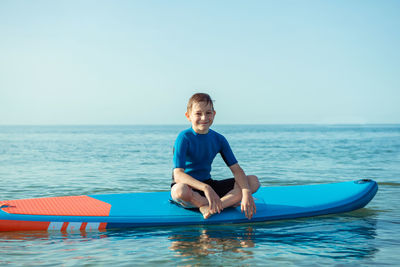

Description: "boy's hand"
204 185 223 214
241 189 256 220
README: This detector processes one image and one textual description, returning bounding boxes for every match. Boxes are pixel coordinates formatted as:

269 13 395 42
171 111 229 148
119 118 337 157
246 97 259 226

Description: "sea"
0 124 399 266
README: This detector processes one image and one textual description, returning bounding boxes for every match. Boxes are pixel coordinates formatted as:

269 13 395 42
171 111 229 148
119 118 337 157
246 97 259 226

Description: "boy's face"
186 101 216 134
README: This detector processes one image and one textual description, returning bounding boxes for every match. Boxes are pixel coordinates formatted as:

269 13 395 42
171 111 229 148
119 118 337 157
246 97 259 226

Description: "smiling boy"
171 93 260 219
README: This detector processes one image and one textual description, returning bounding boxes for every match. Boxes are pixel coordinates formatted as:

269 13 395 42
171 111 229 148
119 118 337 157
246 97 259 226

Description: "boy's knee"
248 175 260 193
171 183 192 202
230 184 243 203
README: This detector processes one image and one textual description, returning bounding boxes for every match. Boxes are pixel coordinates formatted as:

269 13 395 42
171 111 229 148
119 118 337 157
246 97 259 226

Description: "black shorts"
171 178 235 198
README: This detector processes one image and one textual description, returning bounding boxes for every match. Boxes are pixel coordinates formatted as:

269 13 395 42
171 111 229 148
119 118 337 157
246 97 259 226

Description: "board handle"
355 179 373 184
0 203 16 209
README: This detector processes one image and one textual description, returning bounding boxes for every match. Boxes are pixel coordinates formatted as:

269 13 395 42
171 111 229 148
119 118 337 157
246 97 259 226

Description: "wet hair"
187 93 214 112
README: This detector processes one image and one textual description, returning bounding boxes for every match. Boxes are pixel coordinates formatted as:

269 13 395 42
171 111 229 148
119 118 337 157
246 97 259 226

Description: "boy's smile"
186 101 216 134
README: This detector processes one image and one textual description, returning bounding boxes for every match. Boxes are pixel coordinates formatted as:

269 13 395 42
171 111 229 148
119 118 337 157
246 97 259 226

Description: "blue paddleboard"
0 179 378 232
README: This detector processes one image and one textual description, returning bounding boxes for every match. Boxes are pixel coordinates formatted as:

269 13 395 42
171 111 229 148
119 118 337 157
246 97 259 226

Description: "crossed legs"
171 175 260 219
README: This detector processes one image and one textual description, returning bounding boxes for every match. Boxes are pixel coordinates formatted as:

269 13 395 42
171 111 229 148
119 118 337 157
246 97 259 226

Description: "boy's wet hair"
187 93 214 112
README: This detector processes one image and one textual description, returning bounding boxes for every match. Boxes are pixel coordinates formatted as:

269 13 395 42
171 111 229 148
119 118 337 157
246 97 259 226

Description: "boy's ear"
185 111 191 121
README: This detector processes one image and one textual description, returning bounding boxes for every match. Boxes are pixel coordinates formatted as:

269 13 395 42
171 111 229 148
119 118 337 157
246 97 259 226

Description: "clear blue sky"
1 1 399 125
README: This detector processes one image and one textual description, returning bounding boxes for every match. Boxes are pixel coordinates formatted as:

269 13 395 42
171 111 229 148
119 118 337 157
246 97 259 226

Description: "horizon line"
0 123 399 127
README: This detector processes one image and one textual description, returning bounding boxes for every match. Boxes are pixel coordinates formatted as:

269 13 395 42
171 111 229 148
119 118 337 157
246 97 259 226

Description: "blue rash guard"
173 127 238 182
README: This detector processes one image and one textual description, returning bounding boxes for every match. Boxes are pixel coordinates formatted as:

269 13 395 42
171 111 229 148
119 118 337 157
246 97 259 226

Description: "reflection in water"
167 210 379 264
253 214 379 262
0 229 111 266
0 229 108 241
0 231 51 241
169 226 255 260
0 210 380 266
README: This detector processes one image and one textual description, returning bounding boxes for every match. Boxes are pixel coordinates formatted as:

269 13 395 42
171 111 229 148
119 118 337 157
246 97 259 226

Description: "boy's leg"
199 184 241 219
224 175 260 205
215 175 260 205
200 175 260 218
172 176 260 218
247 175 261 193
171 183 208 208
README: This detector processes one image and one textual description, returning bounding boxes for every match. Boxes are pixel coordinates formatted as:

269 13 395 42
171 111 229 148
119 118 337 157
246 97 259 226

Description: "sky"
0 0 399 125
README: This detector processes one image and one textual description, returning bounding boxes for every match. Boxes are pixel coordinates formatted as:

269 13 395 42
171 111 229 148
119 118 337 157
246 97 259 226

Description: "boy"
171 93 260 219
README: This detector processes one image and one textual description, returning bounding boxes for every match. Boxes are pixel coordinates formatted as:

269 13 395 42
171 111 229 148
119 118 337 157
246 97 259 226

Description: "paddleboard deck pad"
0 179 378 232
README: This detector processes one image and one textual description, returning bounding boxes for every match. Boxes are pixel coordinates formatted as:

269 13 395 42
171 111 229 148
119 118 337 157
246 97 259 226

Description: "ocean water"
0 124 399 266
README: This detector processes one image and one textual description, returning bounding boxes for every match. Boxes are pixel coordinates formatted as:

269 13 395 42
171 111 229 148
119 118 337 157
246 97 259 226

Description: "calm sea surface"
0 125 399 266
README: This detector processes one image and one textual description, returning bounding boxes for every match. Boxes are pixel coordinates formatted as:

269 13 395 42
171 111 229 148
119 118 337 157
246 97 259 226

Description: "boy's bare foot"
199 205 212 219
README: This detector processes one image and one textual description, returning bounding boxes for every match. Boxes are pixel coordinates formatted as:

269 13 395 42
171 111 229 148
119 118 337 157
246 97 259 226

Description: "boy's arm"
173 168 223 214
229 163 256 219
